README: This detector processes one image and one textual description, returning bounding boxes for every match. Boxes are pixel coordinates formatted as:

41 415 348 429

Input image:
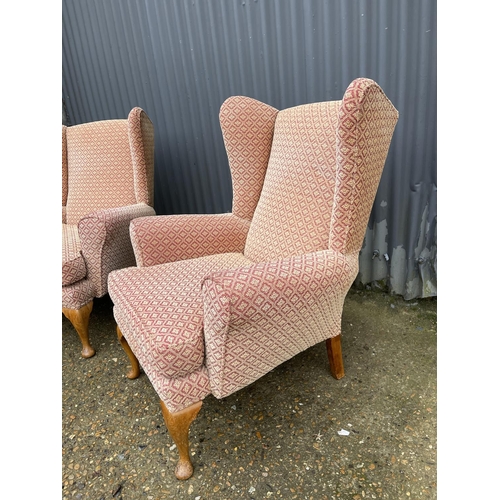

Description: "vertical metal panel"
62 0 436 299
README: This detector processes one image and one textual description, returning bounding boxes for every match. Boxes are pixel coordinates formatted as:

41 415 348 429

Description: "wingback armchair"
62 108 156 358
108 79 398 479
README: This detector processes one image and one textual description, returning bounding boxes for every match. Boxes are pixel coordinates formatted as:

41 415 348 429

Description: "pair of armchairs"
62 78 398 481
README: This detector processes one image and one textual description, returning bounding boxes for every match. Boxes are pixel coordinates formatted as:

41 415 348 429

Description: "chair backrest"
63 107 154 225
244 99 341 262
235 78 398 262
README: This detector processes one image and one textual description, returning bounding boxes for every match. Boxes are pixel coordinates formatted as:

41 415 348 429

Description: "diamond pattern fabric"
78 204 156 298
330 79 399 254
202 250 359 398
62 224 87 286
109 79 398 414
130 214 251 268
244 101 340 262
220 96 278 221
128 107 155 206
62 108 155 312
65 120 137 225
109 252 253 410
62 125 68 208
62 279 95 310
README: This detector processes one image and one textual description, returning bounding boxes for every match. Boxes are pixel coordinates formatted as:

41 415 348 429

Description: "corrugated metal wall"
62 0 436 300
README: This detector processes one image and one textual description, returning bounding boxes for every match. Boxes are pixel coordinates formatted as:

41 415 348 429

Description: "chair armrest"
78 203 156 296
201 249 359 398
130 213 251 267
203 249 359 321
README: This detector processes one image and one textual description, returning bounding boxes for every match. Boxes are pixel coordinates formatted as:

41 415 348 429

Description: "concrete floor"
62 288 437 499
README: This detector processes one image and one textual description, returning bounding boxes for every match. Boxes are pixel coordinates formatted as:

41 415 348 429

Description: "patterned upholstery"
62 279 95 311
62 107 156 312
65 120 136 225
109 79 398 413
203 250 359 399
109 253 253 408
62 125 68 211
62 224 86 286
244 101 340 261
219 96 278 221
330 79 400 254
128 107 155 206
130 214 251 268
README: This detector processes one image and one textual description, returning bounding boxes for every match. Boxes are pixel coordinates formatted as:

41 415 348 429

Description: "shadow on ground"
62 288 437 499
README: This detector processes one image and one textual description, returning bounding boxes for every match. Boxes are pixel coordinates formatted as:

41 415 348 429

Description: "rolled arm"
78 203 156 296
201 249 359 397
130 213 251 267
203 250 359 322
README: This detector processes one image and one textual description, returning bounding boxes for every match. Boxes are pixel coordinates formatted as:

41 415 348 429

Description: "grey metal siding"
62 0 436 299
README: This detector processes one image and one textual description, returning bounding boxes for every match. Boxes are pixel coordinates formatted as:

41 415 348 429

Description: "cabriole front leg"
160 400 202 480
116 325 141 379
62 301 95 358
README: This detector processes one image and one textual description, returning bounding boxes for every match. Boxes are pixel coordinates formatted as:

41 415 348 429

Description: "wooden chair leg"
326 334 345 379
63 301 95 358
117 325 141 379
160 400 202 480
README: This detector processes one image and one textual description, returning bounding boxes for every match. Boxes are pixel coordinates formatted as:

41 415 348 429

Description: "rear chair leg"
326 335 345 379
117 325 141 379
160 400 202 480
63 301 95 358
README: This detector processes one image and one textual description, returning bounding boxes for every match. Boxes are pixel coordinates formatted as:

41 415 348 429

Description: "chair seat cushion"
108 253 252 381
62 224 87 286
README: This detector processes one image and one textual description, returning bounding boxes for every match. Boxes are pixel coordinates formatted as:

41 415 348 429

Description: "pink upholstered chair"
108 79 398 479
62 108 156 358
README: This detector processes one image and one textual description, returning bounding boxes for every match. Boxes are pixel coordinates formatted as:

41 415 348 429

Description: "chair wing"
330 78 399 255
220 96 278 221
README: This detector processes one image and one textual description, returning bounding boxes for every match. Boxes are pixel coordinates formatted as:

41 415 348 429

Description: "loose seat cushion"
62 224 87 286
108 253 253 383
